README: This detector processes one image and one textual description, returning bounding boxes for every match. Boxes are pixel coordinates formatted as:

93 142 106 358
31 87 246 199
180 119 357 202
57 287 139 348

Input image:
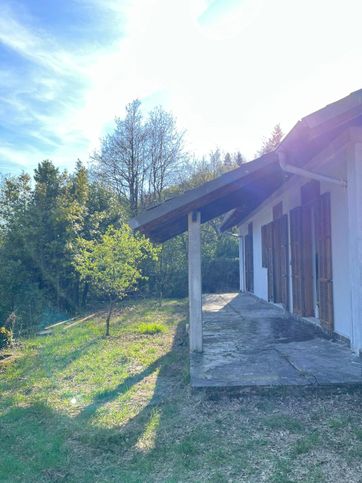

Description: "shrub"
0 327 12 349
137 322 166 335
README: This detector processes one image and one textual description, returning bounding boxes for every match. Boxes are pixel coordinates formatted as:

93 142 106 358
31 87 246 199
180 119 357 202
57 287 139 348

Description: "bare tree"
93 101 186 213
145 106 185 204
94 100 147 216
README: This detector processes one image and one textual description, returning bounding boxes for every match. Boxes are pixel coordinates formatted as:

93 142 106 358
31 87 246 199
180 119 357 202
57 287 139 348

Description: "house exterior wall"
327 179 351 339
239 154 351 344
347 142 362 353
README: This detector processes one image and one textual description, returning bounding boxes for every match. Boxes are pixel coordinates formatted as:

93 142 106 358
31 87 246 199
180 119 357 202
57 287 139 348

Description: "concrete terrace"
190 293 362 389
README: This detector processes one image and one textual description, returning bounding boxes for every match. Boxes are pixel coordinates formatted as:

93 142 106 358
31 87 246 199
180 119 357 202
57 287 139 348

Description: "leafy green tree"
0 100 247 333
0 160 131 333
74 225 159 335
234 151 245 166
0 173 45 333
150 235 188 300
30 161 69 308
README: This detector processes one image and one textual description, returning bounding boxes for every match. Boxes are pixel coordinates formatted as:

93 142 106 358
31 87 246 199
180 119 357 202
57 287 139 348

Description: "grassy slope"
1 299 362 482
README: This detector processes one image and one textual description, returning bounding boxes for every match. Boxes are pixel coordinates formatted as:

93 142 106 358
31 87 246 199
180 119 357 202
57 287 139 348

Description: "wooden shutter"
261 224 268 268
266 221 274 301
290 206 303 314
279 214 289 309
317 192 334 332
262 216 288 306
301 205 314 316
245 223 254 293
272 218 281 302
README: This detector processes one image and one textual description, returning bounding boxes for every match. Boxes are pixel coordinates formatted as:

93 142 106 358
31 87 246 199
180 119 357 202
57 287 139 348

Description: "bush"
137 322 166 335
202 257 239 293
0 327 12 349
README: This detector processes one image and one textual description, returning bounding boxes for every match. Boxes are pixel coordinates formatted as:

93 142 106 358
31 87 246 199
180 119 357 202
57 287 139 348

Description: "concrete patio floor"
190 293 362 388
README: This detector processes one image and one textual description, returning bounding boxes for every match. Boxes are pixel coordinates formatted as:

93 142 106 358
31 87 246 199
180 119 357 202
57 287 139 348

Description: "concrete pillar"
188 211 202 352
347 143 362 354
239 226 246 292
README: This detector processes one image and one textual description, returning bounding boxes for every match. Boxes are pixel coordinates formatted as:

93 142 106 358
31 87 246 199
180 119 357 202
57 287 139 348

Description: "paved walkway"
190 293 362 388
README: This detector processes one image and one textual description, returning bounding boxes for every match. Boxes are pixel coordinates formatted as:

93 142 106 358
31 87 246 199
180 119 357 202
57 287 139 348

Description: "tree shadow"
1 336 105 397
0 318 191 481
77 318 188 437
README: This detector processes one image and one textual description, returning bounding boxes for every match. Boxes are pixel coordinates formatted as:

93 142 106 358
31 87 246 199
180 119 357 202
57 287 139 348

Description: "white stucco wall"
250 210 269 300
321 180 350 339
347 142 362 353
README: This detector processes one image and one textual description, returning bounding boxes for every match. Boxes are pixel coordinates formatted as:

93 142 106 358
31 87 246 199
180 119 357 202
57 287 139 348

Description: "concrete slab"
190 293 362 388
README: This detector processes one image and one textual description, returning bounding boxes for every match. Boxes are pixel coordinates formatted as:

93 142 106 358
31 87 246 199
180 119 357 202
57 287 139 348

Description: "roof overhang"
130 151 284 242
130 89 362 242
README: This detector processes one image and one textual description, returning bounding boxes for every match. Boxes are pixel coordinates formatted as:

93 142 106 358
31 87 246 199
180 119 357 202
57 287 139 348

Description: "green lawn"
1 299 362 482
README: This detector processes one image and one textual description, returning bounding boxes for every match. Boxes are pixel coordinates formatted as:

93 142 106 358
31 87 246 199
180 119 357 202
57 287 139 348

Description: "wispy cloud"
0 1 98 173
0 5 83 75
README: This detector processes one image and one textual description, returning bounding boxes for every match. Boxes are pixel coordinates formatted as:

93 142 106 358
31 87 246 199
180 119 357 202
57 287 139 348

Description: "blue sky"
1 0 362 175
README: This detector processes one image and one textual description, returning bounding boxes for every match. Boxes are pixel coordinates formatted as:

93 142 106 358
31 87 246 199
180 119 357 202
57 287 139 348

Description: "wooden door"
301 205 314 316
279 214 289 309
262 216 289 307
272 217 281 302
290 206 303 314
317 192 334 332
265 221 274 301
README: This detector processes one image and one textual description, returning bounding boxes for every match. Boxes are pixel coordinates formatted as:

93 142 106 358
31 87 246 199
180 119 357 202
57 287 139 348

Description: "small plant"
0 327 12 349
74 225 159 336
137 322 166 335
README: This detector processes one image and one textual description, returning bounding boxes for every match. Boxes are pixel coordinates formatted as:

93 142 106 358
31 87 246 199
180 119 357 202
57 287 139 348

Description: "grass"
137 322 166 335
1 298 362 482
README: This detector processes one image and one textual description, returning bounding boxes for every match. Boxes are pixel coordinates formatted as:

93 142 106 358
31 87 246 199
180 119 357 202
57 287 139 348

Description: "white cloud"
0 5 83 76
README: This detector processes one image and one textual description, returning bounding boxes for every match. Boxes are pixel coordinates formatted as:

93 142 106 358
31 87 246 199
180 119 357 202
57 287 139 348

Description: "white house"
131 89 362 356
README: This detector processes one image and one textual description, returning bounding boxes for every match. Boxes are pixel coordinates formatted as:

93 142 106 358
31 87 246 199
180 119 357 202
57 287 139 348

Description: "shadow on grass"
0 319 190 482
0 335 105 397
43 336 104 371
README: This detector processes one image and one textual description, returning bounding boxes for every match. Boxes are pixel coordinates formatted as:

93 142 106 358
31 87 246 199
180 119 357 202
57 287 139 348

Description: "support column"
239 226 245 292
188 211 202 352
348 144 362 354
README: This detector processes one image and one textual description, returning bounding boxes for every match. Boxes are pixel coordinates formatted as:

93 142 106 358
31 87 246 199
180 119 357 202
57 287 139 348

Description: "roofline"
130 151 277 231
220 90 362 231
130 88 362 240
221 125 362 231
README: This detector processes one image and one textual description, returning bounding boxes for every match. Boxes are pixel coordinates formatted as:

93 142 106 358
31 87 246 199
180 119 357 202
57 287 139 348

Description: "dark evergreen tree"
256 123 283 156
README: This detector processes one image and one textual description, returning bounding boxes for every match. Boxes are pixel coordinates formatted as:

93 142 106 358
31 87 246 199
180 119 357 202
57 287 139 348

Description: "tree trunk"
81 282 89 308
74 276 80 310
105 299 114 336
